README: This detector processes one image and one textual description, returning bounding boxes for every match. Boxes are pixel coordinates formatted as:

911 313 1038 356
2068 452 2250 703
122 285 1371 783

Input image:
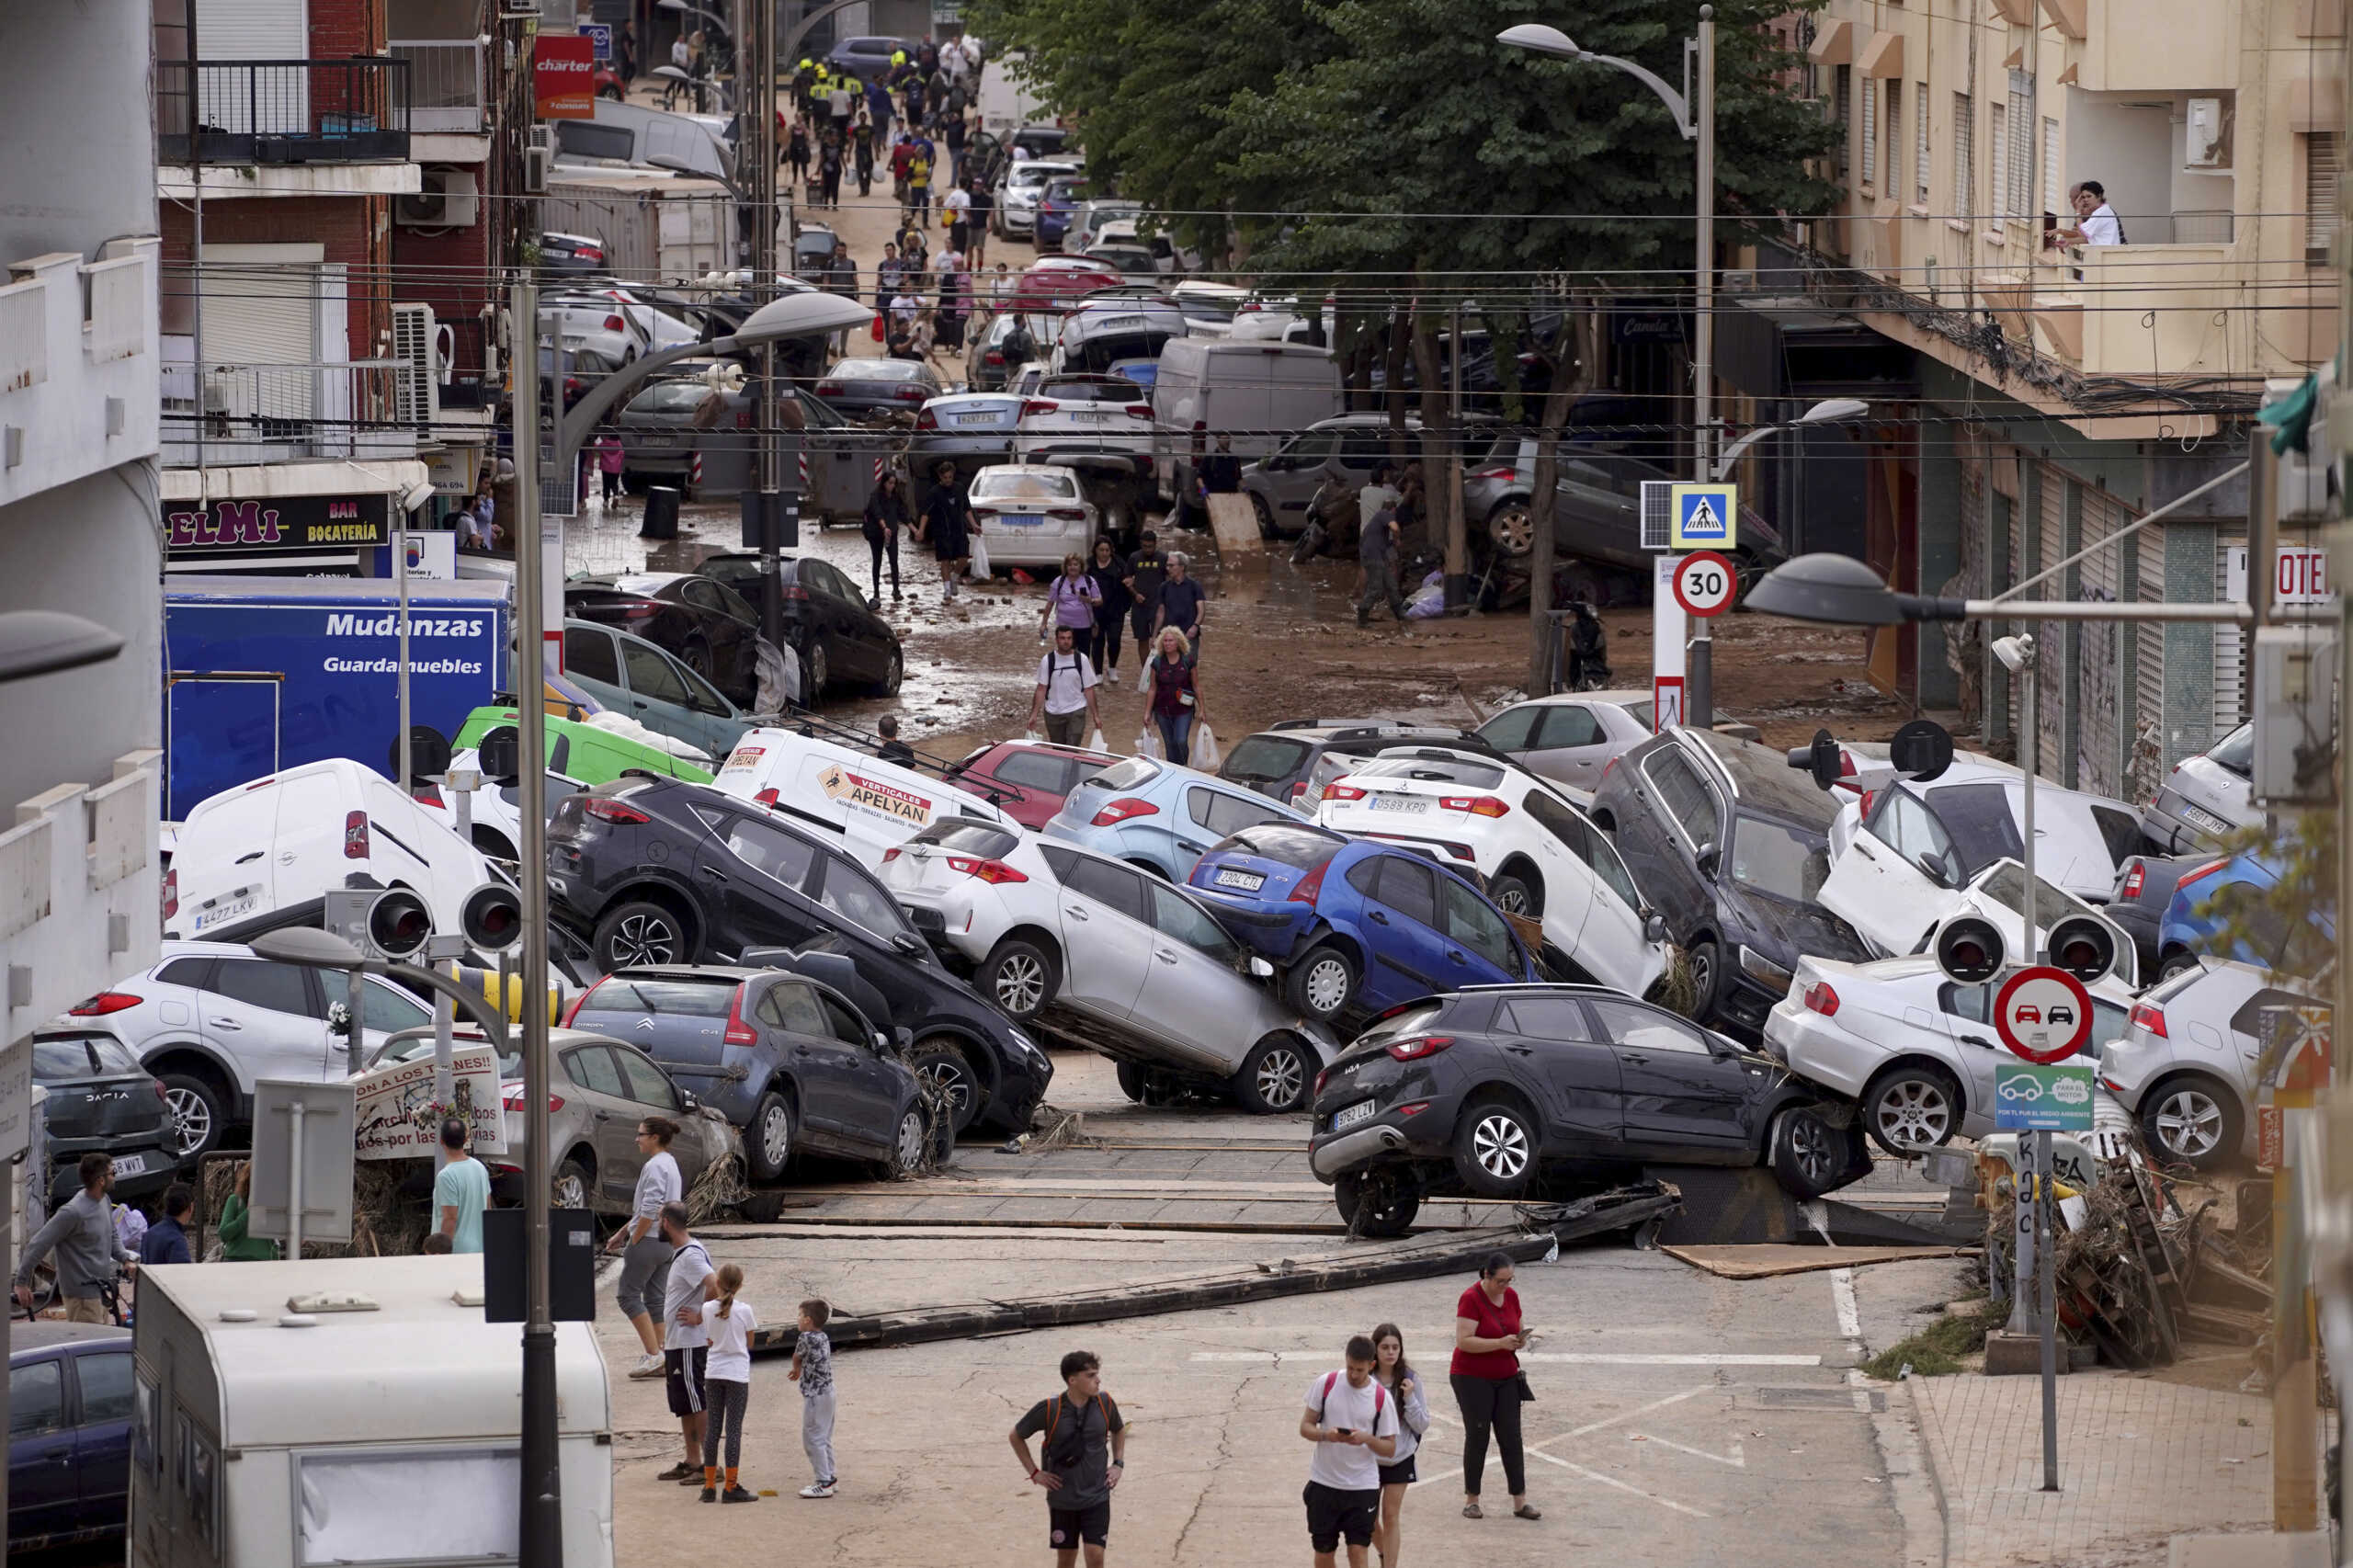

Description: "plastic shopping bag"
1192 722 1221 771
1135 661 1153 694
1086 728 1108 753
1022 730 1041 744
966 532 991 579
1136 728 1165 760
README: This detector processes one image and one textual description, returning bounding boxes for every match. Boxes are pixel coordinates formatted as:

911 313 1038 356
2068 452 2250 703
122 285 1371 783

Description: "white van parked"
714 727 1024 869
1151 339 1342 509
165 758 503 943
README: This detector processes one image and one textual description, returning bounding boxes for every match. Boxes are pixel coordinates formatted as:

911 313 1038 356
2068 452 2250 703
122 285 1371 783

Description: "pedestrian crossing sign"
1669 483 1737 550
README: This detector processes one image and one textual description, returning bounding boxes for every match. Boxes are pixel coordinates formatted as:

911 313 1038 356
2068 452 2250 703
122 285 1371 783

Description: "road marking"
1192 1352 1820 1367
1528 1452 1711 1517
1831 1267 1863 1343
1628 1432 1745 1468
1413 1384 1716 1489
1189 1351 1290 1361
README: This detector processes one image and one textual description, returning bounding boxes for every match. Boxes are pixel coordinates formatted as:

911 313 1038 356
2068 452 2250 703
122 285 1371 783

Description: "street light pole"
1687 6 1717 729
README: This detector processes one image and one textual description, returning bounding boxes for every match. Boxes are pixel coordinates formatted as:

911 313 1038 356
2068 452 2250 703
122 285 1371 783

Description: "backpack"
1041 1392 1112 1469
1314 1370 1388 1427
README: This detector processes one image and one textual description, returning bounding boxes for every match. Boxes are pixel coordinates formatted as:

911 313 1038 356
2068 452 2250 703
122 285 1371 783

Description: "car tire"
1250 494 1277 538
745 1090 795 1184
1768 1107 1847 1199
1287 945 1357 1023
982 936 1059 1020
1335 1171 1421 1238
552 1155 593 1212
884 1107 928 1176
1115 1062 1148 1102
1453 1095 1538 1198
1233 1035 1313 1115
593 901 689 971
682 635 714 683
908 1037 983 1135
873 646 904 697
2157 948 2201 983
804 641 831 699
160 1072 228 1162
1861 1064 1964 1157
1487 500 1534 559
1687 938 1723 1022
2139 1076 2241 1171
1489 869 1542 919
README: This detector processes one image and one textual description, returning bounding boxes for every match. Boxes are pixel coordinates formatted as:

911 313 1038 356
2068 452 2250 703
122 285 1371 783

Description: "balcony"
0 243 161 510
2027 243 2248 379
162 344 418 467
0 753 162 1043
391 40 483 135
157 58 412 165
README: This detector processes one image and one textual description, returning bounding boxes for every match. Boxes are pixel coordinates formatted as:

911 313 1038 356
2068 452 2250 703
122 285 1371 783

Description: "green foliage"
2198 810 2336 994
1859 1301 2005 1381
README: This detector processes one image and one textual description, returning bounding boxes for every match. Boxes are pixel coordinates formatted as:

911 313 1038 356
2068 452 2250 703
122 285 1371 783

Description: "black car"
824 34 916 79
564 571 767 709
813 357 946 416
26 1030 176 1207
539 230 608 275
8 1322 134 1556
546 776 1053 1134
695 552 904 697
567 964 938 1180
1305 986 1870 1235
1588 728 1869 1036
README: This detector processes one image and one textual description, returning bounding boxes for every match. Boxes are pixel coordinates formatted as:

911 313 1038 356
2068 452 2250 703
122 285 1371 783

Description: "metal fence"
157 58 411 164
163 360 416 465
389 41 483 134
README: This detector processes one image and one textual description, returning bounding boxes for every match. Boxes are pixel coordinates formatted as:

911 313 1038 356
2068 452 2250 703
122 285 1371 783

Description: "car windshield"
1040 379 1145 403
973 471 1079 500
1085 756 1160 791
1350 756 1506 790
2206 722 2254 778
1727 811 1831 903
1224 824 1339 869
1222 734 1312 783
831 359 922 381
579 978 737 1017
907 821 1022 858
383 1032 523 1079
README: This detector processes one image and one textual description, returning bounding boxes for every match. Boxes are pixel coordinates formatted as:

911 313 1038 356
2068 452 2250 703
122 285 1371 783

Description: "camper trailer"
127 1256 612 1568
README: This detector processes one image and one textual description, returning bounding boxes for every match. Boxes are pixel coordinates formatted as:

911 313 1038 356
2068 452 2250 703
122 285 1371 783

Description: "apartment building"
0 1 167 1037
1725 0 2336 801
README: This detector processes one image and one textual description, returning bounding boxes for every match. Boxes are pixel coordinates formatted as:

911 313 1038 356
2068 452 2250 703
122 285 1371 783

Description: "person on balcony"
2052 181 2124 248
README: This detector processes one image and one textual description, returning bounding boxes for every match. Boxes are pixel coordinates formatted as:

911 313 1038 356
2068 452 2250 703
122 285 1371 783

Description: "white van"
1151 339 1343 507
552 98 732 179
714 727 1024 869
165 758 502 942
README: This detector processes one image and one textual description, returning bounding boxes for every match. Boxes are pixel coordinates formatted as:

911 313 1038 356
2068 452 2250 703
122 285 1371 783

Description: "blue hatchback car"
1042 755 1310 881
1187 824 1541 1026
2156 851 2330 979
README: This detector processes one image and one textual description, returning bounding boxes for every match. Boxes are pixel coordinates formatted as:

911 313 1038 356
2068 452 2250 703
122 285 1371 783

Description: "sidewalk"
1909 1369 2275 1567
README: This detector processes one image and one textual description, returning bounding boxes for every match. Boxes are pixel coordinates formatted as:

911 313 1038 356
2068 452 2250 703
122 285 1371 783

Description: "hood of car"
1725 886 1868 967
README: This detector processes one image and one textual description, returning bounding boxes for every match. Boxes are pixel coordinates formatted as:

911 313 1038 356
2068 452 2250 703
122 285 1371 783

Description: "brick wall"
392 215 493 381
311 0 385 57
160 196 389 361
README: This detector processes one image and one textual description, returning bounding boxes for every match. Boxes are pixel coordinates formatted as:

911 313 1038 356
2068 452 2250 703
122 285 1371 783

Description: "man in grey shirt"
14 1153 136 1322
1357 498 1408 627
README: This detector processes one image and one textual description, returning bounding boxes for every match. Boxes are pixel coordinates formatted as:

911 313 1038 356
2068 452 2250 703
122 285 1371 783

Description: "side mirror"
891 932 925 956
894 1026 915 1050
680 1091 700 1113
1643 913 1667 944
873 1031 889 1051
1247 956 1274 979
1695 842 1721 879
1917 850 1952 888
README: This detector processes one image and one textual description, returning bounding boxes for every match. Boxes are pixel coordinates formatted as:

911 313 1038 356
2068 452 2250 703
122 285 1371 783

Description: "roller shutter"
2074 489 2127 800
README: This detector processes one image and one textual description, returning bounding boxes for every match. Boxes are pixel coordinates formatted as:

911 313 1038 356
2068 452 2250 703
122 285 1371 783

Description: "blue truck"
164 575 513 819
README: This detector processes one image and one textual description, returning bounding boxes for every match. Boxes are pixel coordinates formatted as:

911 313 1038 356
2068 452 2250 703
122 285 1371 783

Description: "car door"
1517 789 1609 977
8 1355 75 1544
1259 427 1337 519
806 561 879 678
1632 744 1725 933
1586 997 1757 1160
1820 787 1958 957
1495 994 1624 1149
1436 874 1527 986
1344 854 1452 1006
699 811 824 955
817 989 902 1149
1132 882 1256 1069
757 979 858 1139
69 1346 135 1525
621 629 705 731
1052 856 1159 1017
562 624 630 711
355 976 433 1064
200 958 335 1085
613 1044 709 1187
1523 703 1617 790
676 576 754 687
559 1044 644 1205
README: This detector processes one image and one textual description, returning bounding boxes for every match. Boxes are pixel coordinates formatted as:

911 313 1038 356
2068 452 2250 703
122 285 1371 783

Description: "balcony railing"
157 58 411 165
162 349 417 465
390 40 484 134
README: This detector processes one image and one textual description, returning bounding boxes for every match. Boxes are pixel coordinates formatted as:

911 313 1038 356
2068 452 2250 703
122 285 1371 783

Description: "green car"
451 708 716 787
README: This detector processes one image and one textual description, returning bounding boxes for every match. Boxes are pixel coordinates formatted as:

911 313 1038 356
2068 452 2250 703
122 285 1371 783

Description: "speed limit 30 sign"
1671 551 1737 618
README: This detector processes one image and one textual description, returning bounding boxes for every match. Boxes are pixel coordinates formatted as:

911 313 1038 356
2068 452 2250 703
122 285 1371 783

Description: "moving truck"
128 1256 613 1568
163 576 512 819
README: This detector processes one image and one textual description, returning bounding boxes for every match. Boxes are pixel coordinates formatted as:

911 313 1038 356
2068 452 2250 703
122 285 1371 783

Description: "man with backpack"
1298 1336 1399 1568
1010 1349 1127 1568
1027 621 1104 746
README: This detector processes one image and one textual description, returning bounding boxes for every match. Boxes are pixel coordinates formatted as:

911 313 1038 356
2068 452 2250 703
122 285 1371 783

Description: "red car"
945 740 1119 829
1011 263 1128 311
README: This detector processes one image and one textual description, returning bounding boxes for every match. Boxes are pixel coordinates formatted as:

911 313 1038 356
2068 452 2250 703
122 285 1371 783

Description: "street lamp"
1745 551 2261 626
1711 397 1870 480
0 611 123 682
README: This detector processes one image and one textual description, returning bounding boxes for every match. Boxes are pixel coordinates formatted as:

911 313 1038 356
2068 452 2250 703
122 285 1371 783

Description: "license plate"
1214 868 1265 891
1368 795 1428 813
953 412 1000 426
111 1153 147 1178
1332 1100 1376 1132
2182 803 2233 835
193 895 258 930
1000 513 1043 527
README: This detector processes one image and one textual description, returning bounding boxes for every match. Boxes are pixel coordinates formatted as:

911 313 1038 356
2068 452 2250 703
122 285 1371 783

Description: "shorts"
665 1346 710 1416
1378 1455 1416 1486
1048 1500 1110 1549
1302 1480 1380 1552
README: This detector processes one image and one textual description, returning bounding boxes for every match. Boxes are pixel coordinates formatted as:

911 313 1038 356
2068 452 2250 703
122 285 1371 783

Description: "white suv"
2098 958 2296 1170
65 940 435 1159
1313 745 1669 999
712 726 1023 870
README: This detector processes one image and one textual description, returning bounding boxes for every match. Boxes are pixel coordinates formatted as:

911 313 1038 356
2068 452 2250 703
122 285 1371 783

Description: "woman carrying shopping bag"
1142 627 1204 767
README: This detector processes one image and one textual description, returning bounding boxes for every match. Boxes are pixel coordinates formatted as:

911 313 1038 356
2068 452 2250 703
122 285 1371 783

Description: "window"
210 959 320 1018
676 659 732 717
1883 81 1901 194
1227 824 1340 869
1370 855 1438 927
991 749 1076 792
1859 70 1875 187
910 820 1024 859
10 1358 63 1435
617 1049 680 1111
1588 998 1714 1056
1439 877 1518 971
1221 733 1314 783
1989 102 2008 222
2006 70 2035 220
2042 117 2062 216
156 956 215 989
820 994 872 1047
564 627 620 685
725 817 817 890
678 578 725 612
757 981 830 1037
1953 93 1975 218
1502 996 1597 1040
1150 883 1239 960
563 1045 626 1097
1915 82 1932 202
133 1369 163 1480
2308 132 2339 261
32 1037 106 1081
1336 430 1390 470
77 1350 137 1423
1526 791 1644 912
1276 429 1338 466
295 1449 520 1565
1642 748 1721 849
812 858 911 940
1534 705 1606 750
1065 857 1153 923
1474 706 1543 753
1873 789 1959 882
179 1410 219 1551
1834 65 1852 178
358 980 432 1034
1190 787 1293 838
622 641 691 705
1728 812 1831 904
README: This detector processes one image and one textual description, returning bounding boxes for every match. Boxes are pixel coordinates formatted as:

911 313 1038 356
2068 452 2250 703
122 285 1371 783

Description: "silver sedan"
1470 690 1655 794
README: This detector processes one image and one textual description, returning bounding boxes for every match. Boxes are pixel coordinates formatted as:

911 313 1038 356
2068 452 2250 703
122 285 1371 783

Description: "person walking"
1149 550 1208 656
1011 1349 1127 1568
1299 1335 1400 1568
602 1116 683 1381
936 256 968 355
853 113 877 196
786 119 811 184
433 1115 492 1254
1086 537 1133 680
1357 493 1408 627
11 1153 136 1322
1449 1252 1538 1521
1369 1324 1431 1567
1123 529 1166 662
874 713 915 766
1039 551 1101 651
908 148 934 226
875 243 904 309
1143 627 1203 766
1029 623 1105 747
862 472 909 602
968 183 995 268
916 458 972 602
594 429 626 505
696 1263 760 1504
790 1297 838 1497
891 131 915 203
217 1161 278 1261
657 1201 715 1484
943 181 972 255
139 1184 197 1267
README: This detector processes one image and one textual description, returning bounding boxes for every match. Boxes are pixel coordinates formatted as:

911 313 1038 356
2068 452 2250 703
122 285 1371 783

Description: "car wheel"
888 1107 927 1175
1453 1096 1538 1198
1489 869 1542 919
1686 938 1722 1021
745 1090 795 1184
1250 494 1277 538
160 1073 227 1161
552 1156 592 1212
2157 948 2201 983
1768 1107 1847 1199
594 901 688 970
806 641 831 697
1115 1062 1147 1102
1234 1035 1313 1115
874 645 904 696
2140 1077 2241 1171
682 635 714 682
1487 500 1534 558
1861 1065 1963 1157
982 937 1059 1020
1335 1171 1421 1238
908 1037 982 1135
1286 946 1356 1023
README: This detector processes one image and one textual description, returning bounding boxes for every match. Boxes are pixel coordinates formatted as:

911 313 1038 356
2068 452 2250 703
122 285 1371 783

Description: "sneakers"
629 1353 664 1380
722 1486 761 1505
655 1463 697 1483
799 1482 837 1499
700 1486 718 1504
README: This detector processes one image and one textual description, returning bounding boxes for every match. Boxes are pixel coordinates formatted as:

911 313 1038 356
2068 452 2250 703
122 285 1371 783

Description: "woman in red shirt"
1449 1251 1538 1519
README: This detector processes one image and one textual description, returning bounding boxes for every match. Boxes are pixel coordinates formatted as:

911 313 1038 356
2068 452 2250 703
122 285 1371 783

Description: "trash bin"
641 485 680 540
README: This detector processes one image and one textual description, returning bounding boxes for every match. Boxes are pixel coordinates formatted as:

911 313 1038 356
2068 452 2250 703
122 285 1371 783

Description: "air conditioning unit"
2185 97 2233 169
391 302 439 428
397 168 481 228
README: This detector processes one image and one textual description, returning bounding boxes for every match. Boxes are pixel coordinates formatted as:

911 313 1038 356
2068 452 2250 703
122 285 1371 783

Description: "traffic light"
324 886 433 962
1931 914 2006 985
460 881 524 952
2046 915 2121 985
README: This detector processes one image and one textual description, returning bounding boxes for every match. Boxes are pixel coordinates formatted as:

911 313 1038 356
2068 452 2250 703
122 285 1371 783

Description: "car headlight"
1737 947 1793 994
1007 1027 1043 1062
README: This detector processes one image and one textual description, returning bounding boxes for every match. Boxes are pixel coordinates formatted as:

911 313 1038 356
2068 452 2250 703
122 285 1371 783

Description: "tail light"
817 381 844 396
1802 981 1839 1017
563 976 607 1028
582 797 651 824
604 314 625 332
1048 508 1088 520
1289 780 1308 801
578 244 603 261
1473 467 1515 480
949 855 1029 884
153 1079 169 1103
1323 783 1367 802
1288 862 1329 903
735 409 755 429
413 783 445 808
1090 796 1159 825
754 788 781 807
161 867 178 921
2176 858 2227 894
69 992 143 1017
915 408 938 429
1386 1034 1455 1062
2120 862 2145 901
1857 789 1876 820
1600 756 1620 784
1439 794 1510 818
344 810 369 859
723 987 759 1046
881 846 901 862
1313 1066 1331 1096
892 385 926 402
1124 403 1152 418
1023 399 1059 415
502 1088 566 1113
1138 454 1154 473
984 350 1004 366
2130 1000 2168 1039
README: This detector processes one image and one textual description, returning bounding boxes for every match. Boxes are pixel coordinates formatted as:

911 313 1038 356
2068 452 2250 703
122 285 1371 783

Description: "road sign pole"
2039 1122 2059 1491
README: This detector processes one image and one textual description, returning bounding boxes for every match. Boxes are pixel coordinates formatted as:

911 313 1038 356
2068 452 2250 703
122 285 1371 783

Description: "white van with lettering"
713 727 1024 869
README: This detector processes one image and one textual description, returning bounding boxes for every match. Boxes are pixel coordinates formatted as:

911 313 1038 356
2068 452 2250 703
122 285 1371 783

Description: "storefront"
162 492 392 575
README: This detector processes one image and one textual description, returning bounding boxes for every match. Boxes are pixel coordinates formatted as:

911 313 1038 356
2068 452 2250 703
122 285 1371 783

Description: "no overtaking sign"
1995 966 2095 1064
